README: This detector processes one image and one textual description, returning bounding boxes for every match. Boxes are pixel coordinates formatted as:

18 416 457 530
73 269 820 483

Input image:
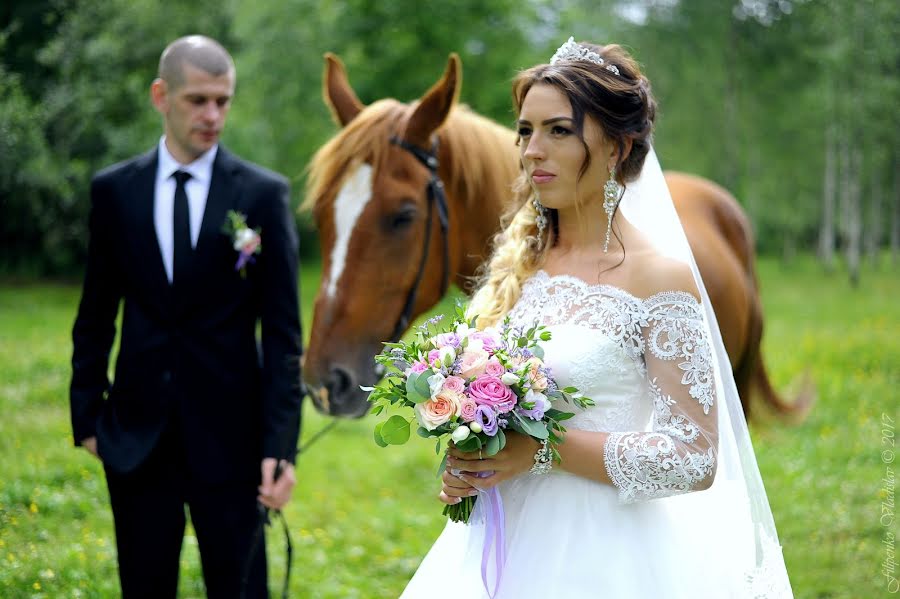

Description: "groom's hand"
81 436 100 460
258 458 296 510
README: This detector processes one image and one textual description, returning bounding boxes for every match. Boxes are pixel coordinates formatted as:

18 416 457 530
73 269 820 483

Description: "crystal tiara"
549 36 620 76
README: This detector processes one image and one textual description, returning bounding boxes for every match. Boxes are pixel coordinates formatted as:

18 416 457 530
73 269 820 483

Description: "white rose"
451 425 471 443
233 228 256 251
525 389 550 411
466 338 484 353
458 347 489 379
427 372 446 398
500 372 519 386
439 346 456 365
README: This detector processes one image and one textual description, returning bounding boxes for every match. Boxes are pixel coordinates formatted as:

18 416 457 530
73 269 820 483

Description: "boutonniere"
222 210 261 278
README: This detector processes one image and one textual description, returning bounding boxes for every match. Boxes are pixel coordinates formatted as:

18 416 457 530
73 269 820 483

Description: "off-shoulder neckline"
533 270 702 306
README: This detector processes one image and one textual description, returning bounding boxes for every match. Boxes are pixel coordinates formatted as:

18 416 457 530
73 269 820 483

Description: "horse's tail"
735 219 815 423
743 314 815 421
710 182 814 422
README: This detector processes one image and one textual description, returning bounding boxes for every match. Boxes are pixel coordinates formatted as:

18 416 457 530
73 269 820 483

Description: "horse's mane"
303 99 518 213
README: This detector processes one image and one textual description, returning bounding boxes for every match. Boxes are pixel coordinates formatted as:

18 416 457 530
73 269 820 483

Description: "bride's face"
517 83 614 212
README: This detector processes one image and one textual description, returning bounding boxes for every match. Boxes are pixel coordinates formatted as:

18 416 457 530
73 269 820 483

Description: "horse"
301 52 805 421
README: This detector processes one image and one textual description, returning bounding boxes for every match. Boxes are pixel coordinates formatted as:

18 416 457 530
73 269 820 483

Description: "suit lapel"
187 147 241 297
131 150 173 303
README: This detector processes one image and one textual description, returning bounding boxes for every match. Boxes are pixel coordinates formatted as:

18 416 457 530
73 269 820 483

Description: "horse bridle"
388 134 451 342
241 136 452 598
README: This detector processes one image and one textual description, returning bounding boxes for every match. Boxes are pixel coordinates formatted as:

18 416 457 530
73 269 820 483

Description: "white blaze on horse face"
327 163 374 298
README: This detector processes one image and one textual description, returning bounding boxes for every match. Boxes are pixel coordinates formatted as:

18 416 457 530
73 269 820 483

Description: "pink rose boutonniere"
222 210 261 278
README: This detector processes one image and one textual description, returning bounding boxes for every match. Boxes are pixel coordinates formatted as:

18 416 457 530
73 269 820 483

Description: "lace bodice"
508 270 719 503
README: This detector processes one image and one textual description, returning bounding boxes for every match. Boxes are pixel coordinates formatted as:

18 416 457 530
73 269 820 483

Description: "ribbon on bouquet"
475 472 506 598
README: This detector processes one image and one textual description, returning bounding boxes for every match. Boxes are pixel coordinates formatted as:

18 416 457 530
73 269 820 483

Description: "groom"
69 35 302 597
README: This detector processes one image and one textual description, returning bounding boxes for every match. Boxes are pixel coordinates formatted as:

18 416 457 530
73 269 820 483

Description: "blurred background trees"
2 0 897 281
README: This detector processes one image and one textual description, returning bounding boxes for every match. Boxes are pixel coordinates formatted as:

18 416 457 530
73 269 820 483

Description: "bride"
400 38 793 598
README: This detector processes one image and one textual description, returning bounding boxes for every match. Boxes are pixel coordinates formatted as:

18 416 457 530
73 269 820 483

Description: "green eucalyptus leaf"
413 369 434 399
514 413 549 439
381 415 411 445
436 450 450 477
485 433 500 456
373 421 388 448
406 372 429 404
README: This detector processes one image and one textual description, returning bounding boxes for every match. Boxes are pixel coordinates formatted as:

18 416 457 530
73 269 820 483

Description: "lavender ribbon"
235 251 256 271
476 472 505 598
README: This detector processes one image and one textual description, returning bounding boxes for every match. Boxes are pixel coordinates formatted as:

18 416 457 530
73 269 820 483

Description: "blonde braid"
468 177 548 328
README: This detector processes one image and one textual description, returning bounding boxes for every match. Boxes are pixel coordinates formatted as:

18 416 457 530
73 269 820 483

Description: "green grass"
1 255 898 598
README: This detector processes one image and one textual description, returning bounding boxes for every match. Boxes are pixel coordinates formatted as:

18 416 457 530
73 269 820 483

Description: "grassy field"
1 255 897 598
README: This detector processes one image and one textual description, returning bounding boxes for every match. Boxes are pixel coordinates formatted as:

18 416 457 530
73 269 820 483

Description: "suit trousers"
103 418 268 598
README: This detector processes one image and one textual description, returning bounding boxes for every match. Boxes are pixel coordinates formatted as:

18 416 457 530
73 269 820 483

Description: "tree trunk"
891 163 899 266
722 17 740 193
846 146 862 287
818 124 837 270
865 171 882 266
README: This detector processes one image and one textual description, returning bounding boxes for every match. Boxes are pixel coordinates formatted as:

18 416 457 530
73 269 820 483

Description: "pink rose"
415 390 463 431
484 358 505 378
442 375 466 394
428 349 442 367
410 361 428 374
459 397 478 422
467 376 516 413
469 330 501 352
458 347 489 379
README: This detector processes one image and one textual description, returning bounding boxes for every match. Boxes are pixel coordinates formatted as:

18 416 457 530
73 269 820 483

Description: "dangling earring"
603 167 622 253
533 194 548 249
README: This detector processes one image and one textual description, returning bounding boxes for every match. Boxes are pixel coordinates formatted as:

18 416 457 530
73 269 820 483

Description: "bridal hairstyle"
468 43 656 327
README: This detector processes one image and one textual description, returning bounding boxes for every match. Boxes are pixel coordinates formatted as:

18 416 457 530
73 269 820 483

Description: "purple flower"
518 389 551 420
474 404 498 436
410 361 428 374
433 332 461 348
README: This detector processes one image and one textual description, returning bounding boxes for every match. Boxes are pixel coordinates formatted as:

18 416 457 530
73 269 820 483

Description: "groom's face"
153 62 235 163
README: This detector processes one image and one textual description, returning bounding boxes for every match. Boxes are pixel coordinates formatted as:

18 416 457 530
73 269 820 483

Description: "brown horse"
302 53 802 420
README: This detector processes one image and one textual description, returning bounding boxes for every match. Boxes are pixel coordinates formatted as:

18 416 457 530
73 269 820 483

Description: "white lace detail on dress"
508 271 648 365
508 271 718 504
645 292 716 414
605 292 718 502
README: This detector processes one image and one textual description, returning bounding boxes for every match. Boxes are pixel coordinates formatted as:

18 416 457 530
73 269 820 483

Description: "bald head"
158 35 235 90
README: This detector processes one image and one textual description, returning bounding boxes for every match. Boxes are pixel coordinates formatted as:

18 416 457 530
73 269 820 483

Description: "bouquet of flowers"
367 305 594 523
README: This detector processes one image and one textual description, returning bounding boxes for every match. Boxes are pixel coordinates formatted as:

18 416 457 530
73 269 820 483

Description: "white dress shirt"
154 137 218 283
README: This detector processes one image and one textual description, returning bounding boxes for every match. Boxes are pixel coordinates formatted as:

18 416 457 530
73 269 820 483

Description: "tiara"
550 36 620 76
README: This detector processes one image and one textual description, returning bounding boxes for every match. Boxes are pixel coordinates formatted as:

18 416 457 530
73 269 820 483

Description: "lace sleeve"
603 292 719 503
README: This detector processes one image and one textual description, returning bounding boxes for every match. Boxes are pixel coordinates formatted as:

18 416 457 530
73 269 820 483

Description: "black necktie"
172 170 192 286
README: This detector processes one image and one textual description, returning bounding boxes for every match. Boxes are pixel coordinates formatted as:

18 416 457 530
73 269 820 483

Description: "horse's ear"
323 52 364 127
404 53 462 147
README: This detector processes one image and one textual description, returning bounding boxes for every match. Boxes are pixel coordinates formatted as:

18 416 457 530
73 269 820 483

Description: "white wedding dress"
400 270 793 598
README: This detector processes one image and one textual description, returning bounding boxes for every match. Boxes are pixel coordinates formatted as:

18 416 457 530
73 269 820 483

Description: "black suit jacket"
70 146 302 484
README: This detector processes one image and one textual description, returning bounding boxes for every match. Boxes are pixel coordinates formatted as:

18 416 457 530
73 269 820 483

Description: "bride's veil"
621 147 793 596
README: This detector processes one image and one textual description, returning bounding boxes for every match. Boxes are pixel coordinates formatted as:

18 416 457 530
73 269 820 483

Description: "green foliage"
2 0 898 268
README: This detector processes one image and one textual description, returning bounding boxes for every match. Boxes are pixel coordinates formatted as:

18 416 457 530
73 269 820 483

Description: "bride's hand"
439 466 479 505
446 432 540 490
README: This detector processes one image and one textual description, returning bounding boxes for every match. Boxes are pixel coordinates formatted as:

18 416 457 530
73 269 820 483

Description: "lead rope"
240 393 338 598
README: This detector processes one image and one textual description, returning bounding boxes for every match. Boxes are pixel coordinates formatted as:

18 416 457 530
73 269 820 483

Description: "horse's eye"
387 207 416 232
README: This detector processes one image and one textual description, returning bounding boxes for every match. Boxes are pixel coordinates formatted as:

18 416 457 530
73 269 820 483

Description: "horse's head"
302 53 517 418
